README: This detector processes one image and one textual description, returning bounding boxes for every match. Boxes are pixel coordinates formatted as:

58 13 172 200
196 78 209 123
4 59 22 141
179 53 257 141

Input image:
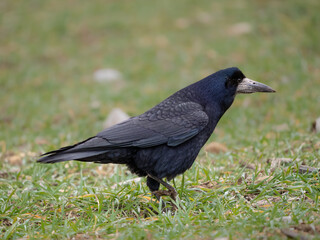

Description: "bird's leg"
146 176 161 202
147 174 177 201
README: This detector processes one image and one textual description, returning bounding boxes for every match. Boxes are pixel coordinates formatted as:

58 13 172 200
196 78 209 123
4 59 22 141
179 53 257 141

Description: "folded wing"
38 102 209 163
97 101 209 148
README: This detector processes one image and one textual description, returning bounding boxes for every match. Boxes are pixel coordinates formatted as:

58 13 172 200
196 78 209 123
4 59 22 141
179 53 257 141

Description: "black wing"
37 101 209 163
96 101 209 148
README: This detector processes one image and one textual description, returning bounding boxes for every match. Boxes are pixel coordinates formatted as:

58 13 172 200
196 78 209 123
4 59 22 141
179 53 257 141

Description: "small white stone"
103 108 130 129
93 68 122 83
228 22 252 36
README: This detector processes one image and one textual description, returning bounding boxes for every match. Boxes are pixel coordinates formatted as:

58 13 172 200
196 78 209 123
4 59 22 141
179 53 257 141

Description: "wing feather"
96 102 209 148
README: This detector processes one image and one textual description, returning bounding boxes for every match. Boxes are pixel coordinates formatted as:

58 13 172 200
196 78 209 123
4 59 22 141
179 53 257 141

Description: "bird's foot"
148 174 178 211
152 189 178 212
148 174 177 200
152 189 175 200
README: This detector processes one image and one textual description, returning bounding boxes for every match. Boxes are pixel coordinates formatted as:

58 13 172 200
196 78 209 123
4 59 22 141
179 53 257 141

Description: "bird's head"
224 67 276 95
194 67 275 111
185 67 275 110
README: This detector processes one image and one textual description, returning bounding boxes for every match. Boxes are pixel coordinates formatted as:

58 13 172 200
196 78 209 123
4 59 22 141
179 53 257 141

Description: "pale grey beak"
236 78 276 94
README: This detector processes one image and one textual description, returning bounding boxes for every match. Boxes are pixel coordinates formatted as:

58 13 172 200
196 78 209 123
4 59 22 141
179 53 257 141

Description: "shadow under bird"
38 67 275 200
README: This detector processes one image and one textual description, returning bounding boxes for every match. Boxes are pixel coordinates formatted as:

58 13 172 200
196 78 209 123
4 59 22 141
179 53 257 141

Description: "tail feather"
37 149 109 163
40 137 96 156
37 136 112 164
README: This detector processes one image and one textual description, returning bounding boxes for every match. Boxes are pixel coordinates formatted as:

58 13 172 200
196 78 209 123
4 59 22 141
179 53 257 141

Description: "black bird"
38 67 275 200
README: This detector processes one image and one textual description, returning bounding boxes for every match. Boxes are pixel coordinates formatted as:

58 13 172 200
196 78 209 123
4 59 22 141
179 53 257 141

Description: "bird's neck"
180 84 236 115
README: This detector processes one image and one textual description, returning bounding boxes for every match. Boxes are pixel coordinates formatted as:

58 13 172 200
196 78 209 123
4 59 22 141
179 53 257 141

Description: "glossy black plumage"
38 67 275 197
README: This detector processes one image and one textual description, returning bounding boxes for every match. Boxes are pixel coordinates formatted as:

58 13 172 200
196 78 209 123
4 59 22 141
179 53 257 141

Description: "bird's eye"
237 78 242 83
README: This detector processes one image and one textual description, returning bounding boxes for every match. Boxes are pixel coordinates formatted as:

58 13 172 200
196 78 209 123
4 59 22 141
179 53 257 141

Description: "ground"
0 0 320 239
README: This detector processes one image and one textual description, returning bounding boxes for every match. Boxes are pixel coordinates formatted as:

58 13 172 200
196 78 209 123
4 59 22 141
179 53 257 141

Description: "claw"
148 174 177 200
147 174 178 211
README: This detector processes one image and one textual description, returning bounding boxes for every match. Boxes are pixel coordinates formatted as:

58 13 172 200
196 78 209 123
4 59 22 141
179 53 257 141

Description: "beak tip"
263 89 276 93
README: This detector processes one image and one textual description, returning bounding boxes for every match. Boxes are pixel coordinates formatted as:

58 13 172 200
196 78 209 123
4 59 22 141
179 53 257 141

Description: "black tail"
37 137 116 164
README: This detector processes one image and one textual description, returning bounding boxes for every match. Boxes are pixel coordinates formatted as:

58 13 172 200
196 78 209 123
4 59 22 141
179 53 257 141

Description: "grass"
1 0 320 239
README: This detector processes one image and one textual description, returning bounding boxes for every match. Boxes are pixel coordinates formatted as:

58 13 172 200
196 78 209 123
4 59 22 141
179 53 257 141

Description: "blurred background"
1 0 320 238
1 0 319 154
